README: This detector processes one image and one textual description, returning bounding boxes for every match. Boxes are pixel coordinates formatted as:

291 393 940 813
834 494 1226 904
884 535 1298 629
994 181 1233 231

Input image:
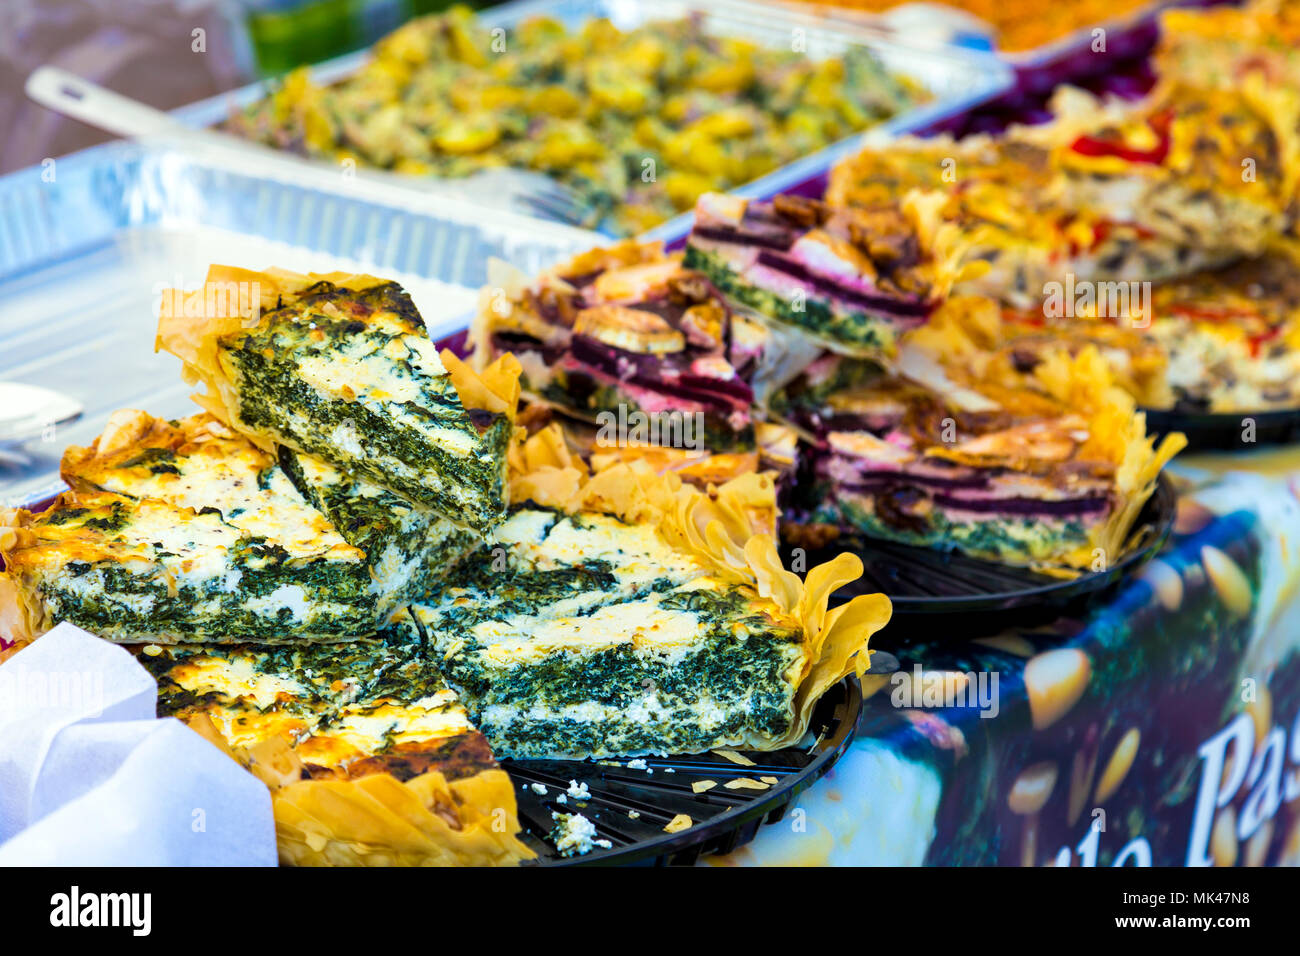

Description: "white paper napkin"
0 623 277 866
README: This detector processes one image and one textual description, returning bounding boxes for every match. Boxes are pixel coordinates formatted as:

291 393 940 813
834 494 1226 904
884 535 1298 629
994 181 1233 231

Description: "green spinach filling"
44 535 374 641
386 508 806 757
277 446 478 609
225 309 509 531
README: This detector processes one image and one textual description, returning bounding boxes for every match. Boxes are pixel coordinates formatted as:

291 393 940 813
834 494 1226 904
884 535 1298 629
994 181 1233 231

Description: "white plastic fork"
25 66 593 227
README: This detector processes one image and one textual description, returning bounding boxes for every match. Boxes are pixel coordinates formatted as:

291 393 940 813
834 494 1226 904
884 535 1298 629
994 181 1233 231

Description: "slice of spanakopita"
0 487 373 646
383 425 891 759
139 636 534 866
58 408 476 625
156 265 518 534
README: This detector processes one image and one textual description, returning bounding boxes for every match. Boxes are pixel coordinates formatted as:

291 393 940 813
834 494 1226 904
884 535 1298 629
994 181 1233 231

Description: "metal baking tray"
747 1 1226 98
168 0 1013 240
0 136 602 508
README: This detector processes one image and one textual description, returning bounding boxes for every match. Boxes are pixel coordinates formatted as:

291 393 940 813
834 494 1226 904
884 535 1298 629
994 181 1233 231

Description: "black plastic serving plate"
794 473 1175 640
506 675 864 866
1142 406 1300 454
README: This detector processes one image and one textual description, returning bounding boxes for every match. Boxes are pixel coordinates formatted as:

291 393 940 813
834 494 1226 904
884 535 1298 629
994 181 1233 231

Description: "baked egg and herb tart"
382 423 892 759
156 264 519 534
140 636 534 866
785 326 1186 573
895 268 1300 417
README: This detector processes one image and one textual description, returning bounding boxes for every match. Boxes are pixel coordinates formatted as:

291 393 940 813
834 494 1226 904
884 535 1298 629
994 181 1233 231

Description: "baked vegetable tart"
157 265 517 534
1156 0 1300 107
827 82 1300 307
903 261 1300 416
472 241 758 453
789 343 1185 571
140 636 533 866
683 192 972 359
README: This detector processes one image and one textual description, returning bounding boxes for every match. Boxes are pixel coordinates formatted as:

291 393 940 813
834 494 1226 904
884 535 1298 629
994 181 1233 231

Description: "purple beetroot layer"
818 451 1113 521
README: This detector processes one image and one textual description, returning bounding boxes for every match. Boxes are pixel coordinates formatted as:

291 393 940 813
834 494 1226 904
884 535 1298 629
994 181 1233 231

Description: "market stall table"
711 456 1300 865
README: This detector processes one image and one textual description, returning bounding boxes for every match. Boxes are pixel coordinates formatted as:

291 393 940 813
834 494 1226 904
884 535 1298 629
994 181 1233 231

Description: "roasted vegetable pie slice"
140 637 533 866
473 241 756 453
903 261 1300 415
384 427 891 759
156 265 515 534
827 82 1300 307
0 487 374 645
790 346 1185 571
684 192 968 359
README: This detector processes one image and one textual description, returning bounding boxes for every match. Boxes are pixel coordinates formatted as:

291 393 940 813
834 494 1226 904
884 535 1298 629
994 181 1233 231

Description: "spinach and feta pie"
156 264 516 534
790 345 1185 571
684 192 969 359
0 488 374 645
472 242 756 453
64 406 478 621
383 426 891 759
139 637 533 866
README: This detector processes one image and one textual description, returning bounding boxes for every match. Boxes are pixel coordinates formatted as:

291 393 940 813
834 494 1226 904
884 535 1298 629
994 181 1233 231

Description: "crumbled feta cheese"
626 759 648 770
566 779 591 800
529 783 548 795
550 812 611 857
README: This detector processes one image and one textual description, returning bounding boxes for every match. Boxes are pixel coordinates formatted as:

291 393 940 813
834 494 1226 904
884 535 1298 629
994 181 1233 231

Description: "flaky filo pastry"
185 713 534 867
506 423 891 749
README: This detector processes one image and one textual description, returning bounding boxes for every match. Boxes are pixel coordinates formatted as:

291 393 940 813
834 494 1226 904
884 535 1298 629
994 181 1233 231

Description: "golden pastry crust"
186 713 533 867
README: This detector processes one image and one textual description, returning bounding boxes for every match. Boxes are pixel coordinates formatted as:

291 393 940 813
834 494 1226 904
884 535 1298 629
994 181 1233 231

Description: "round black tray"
505 675 863 866
801 473 1176 640
1142 406 1300 453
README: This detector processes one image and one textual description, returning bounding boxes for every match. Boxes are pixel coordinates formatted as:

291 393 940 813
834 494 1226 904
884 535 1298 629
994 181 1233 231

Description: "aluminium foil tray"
169 0 1013 240
0 138 602 508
